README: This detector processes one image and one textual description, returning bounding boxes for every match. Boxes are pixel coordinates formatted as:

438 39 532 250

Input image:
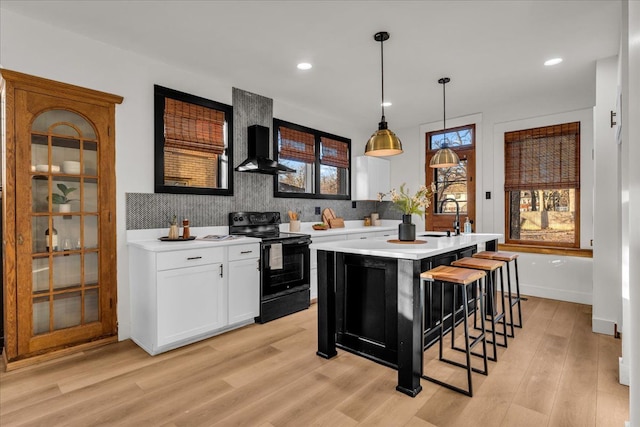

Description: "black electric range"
229 212 311 323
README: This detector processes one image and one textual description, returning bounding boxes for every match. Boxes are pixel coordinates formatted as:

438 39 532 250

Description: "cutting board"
322 208 344 228
321 208 336 225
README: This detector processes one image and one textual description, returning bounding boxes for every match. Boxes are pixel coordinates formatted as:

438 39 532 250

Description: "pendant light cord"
380 37 385 120
442 79 446 130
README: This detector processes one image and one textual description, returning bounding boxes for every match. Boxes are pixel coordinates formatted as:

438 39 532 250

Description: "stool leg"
505 262 516 338
450 282 457 350
461 284 473 397
514 259 523 328
498 266 508 348
439 281 445 361
476 279 488 376
485 275 498 361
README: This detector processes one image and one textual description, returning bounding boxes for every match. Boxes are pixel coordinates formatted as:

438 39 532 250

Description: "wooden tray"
387 239 427 244
158 236 196 241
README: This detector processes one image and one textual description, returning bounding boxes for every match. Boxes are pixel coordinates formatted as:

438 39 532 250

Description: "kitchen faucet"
440 198 460 236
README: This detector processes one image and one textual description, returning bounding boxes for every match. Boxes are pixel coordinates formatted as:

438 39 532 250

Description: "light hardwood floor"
0 296 629 426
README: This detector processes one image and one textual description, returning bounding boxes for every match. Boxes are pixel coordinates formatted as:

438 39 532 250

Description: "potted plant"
379 183 435 241
48 183 77 213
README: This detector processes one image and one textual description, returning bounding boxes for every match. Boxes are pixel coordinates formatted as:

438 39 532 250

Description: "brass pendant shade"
429 147 459 168
365 120 403 156
365 31 403 157
429 77 460 168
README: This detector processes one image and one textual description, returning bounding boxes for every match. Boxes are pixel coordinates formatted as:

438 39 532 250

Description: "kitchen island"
310 232 501 397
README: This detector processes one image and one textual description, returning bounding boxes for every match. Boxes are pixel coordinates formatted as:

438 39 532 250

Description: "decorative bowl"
312 223 328 230
63 161 81 174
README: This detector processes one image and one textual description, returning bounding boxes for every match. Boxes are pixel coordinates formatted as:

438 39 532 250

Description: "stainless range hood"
235 125 294 174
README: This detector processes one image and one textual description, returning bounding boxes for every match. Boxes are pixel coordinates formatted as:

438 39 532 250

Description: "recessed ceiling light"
382 101 392 107
297 62 312 70
544 58 563 66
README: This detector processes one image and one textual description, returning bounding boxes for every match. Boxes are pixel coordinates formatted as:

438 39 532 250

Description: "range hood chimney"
235 125 294 174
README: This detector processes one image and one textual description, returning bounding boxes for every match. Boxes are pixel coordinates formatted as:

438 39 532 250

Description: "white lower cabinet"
129 241 260 355
228 244 260 324
157 263 225 347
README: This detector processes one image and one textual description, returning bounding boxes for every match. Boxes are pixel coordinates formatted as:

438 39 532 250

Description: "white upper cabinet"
353 156 390 200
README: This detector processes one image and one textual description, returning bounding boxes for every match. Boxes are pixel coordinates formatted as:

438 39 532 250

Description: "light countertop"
127 226 260 252
309 233 502 260
286 219 399 238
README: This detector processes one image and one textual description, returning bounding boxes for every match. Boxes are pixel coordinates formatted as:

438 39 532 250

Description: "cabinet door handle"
18 234 24 245
187 256 202 260
240 250 253 254
219 264 224 278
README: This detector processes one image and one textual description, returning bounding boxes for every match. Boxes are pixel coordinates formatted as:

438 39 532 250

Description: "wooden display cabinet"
1 69 122 368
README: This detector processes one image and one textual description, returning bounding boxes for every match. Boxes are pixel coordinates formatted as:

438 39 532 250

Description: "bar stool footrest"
438 357 488 376
421 374 472 397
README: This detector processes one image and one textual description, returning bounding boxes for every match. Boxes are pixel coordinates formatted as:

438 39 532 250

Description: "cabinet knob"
18 234 24 245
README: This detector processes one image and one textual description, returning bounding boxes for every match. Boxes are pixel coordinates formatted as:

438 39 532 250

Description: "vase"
398 214 415 241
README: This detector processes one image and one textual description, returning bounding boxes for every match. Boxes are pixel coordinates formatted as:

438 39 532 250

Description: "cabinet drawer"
156 247 224 271
228 243 260 261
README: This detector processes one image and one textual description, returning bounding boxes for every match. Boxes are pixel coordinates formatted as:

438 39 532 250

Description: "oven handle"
262 240 310 249
262 240 309 270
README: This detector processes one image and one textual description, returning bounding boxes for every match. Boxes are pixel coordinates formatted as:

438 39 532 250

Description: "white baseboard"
619 356 630 386
520 284 592 305
592 317 616 335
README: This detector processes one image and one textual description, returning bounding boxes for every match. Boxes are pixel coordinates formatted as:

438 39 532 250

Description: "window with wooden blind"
154 85 233 195
504 122 580 248
274 119 350 199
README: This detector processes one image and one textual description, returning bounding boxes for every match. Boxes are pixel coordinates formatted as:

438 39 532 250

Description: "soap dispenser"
464 217 472 234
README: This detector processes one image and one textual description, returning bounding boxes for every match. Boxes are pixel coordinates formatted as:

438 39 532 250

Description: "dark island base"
316 239 497 397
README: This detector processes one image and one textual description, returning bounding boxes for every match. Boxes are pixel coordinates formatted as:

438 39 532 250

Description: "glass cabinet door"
29 110 102 337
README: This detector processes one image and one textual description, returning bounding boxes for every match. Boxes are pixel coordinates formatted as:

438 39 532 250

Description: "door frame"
425 124 476 232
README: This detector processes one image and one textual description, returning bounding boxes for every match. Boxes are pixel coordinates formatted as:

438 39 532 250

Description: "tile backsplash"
125 192 397 230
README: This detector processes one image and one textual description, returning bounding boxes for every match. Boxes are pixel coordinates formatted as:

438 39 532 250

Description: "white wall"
392 105 595 305
593 56 622 335
0 9 364 340
621 0 640 420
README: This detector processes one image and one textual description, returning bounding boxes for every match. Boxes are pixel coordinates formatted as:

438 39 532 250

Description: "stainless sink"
419 233 448 238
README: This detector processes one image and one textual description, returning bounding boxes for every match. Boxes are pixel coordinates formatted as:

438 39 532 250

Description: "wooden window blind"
164 98 225 155
320 137 349 169
504 122 580 191
278 126 316 163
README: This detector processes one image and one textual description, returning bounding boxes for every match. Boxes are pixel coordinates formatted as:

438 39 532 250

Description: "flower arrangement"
378 183 435 217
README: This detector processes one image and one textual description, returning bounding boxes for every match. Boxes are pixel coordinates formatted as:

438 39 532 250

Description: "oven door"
261 239 310 299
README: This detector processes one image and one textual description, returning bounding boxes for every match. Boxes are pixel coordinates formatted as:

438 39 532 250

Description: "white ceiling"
2 0 622 136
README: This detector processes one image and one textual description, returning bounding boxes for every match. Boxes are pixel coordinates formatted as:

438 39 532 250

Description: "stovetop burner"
228 212 310 243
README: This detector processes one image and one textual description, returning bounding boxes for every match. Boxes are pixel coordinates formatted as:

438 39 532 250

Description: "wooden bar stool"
420 265 488 397
473 251 523 337
451 257 508 362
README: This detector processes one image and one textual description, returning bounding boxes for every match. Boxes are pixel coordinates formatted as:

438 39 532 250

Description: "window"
273 119 350 199
426 124 476 232
504 122 580 248
154 85 233 195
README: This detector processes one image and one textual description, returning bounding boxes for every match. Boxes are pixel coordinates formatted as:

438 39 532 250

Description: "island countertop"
309 232 503 260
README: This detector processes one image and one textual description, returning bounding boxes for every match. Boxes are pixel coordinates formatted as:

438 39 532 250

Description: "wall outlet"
315 206 321 215
352 201 357 208
485 191 491 199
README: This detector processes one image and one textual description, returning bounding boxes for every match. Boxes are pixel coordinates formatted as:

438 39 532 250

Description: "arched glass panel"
32 109 96 139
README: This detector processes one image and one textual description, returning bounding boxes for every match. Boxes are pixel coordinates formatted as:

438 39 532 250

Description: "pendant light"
365 31 403 157
429 77 460 168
